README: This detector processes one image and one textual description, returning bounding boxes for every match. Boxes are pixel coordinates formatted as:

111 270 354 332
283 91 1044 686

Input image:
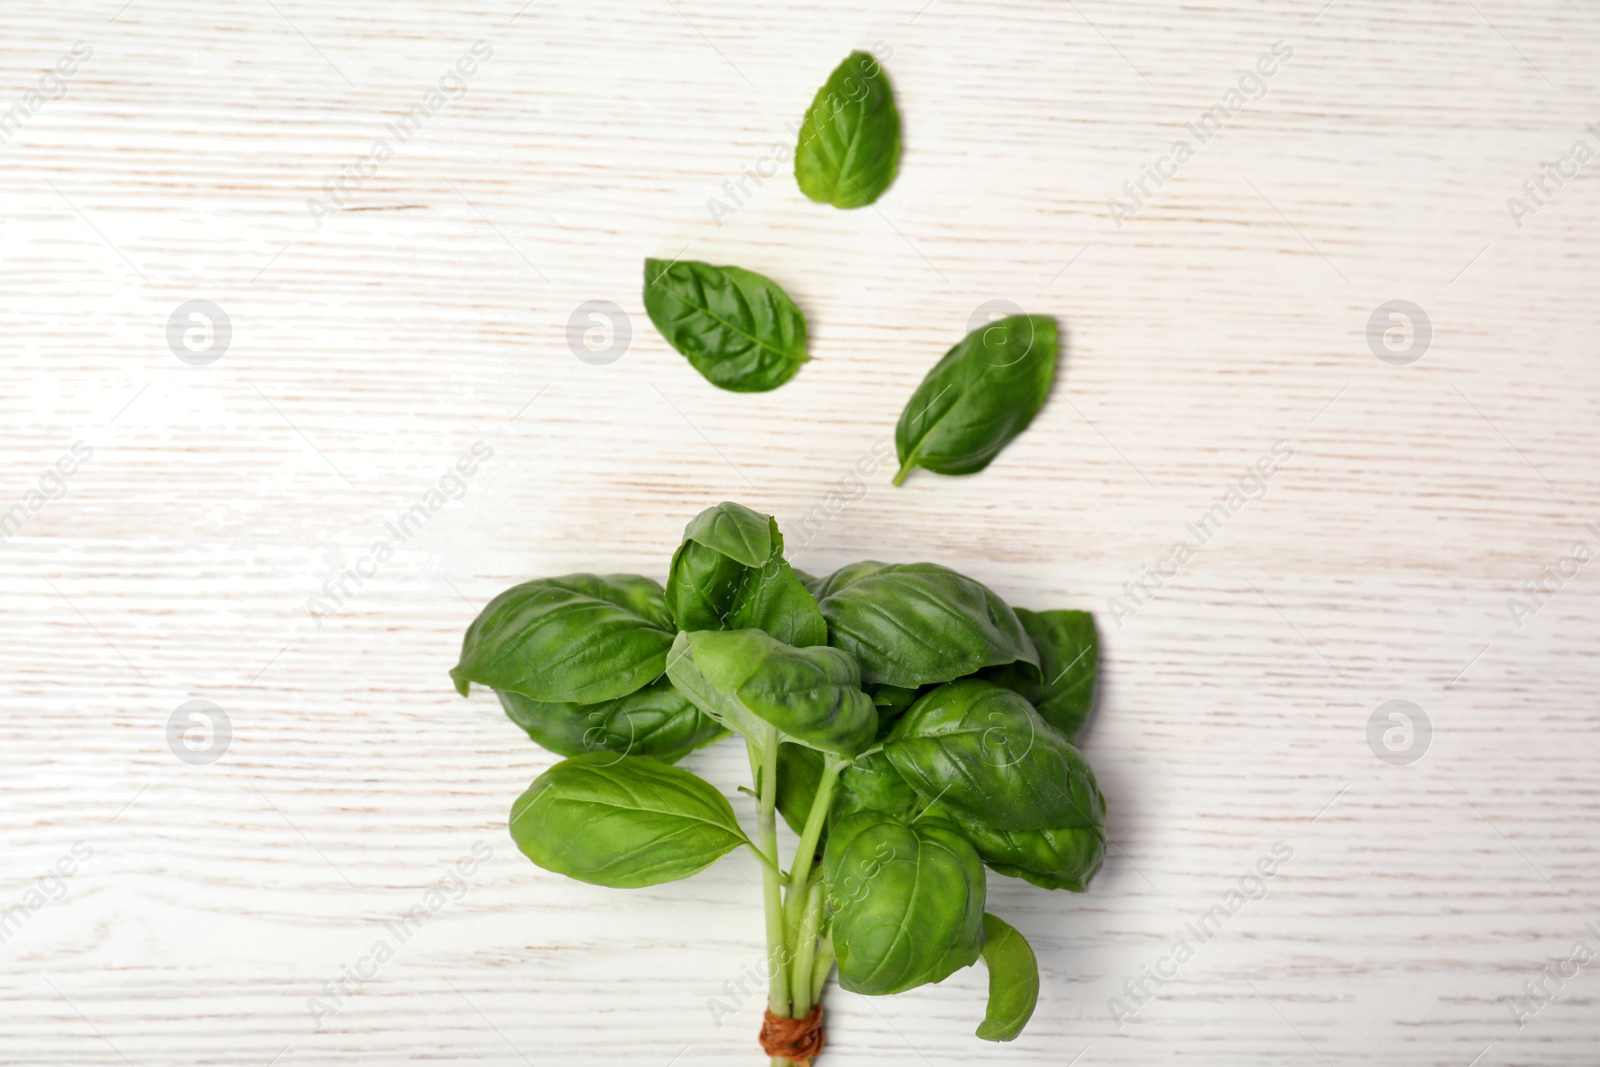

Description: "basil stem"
752 726 792 1017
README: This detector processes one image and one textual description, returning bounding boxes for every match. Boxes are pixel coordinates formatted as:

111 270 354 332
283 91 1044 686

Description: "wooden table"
3 0 1596 1063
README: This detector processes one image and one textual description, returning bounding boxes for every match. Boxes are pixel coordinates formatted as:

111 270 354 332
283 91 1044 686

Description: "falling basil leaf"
894 315 1059 485
643 258 808 392
795 50 902 209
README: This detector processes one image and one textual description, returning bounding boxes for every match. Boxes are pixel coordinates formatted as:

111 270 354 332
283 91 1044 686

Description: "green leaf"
643 258 808 392
823 810 986 995
814 562 1037 687
975 913 1039 1042
883 679 1103 831
774 741 826 837
666 504 827 647
497 680 728 764
795 51 901 209
679 500 771 566
894 315 1059 485
666 629 876 757
867 683 921 739
509 753 747 888
451 574 675 703
953 818 1105 892
985 608 1098 743
832 750 921 824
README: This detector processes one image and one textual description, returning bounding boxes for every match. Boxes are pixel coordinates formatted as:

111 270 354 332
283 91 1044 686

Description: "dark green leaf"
815 562 1037 687
953 818 1105 892
451 574 674 703
832 750 920 824
894 315 1058 485
985 608 1098 743
509 753 746 888
497 680 728 764
643 258 808 392
666 629 876 756
823 810 986 995
775 741 826 836
795 51 901 209
975 913 1039 1041
883 680 1103 831
666 503 827 647
679 499 771 566
867 683 921 739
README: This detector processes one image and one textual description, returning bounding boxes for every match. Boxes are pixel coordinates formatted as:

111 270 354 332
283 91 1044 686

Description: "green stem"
790 879 828 1015
892 457 914 486
787 760 841 911
810 932 835 1004
752 729 791 1017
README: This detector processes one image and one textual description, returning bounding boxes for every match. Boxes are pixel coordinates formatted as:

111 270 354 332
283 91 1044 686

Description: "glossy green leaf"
666 629 876 756
823 810 986 995
814 562 1037 687
666 503 827 647
832 750 920 824
894 315 1058 485
975 913 1039 1041
795 51 901 209
643 258 808 392
954 818 1105 892
985 608 1098 743
509 753 746 888
867 683 921 739
451 574 675 703
883 680 1103 831
497 680 728 764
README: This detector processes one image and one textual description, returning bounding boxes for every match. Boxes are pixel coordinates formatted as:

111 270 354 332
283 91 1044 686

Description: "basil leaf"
666 629 876 757
497 680 728 764
894 315 1059 485
814 562 1037 687
985 608 1098 743
952 818 1105 893
643 258 808 392
509 753 747 888
975 913 1039 1042
775 741 827 836
666 503 827 647
451 574 675 703
832 750 920 824
823 810 986 995
795 51 901 209
867 682 921 739
883 680 1103 830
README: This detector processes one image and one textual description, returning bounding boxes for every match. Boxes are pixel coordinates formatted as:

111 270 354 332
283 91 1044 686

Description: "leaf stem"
891 457 914 486
752 729 791 1017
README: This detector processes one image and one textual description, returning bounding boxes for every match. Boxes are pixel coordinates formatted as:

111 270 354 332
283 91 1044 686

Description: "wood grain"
2 0 1597 1063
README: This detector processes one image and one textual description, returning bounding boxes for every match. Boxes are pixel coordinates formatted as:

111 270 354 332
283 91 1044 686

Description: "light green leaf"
795 51 901 209
666 629 876 757
451 574 674 703
975 913 1039 1041
509 753 746 888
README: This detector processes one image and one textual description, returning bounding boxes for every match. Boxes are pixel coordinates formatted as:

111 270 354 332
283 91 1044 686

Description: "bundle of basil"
641 50 1064 487
452 502 1104 1063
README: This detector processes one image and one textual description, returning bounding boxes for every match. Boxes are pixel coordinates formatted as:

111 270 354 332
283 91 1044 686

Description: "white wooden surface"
3 0 1598 1063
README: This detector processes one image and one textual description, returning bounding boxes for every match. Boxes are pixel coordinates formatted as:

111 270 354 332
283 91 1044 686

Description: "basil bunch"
453 502 1106 1060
